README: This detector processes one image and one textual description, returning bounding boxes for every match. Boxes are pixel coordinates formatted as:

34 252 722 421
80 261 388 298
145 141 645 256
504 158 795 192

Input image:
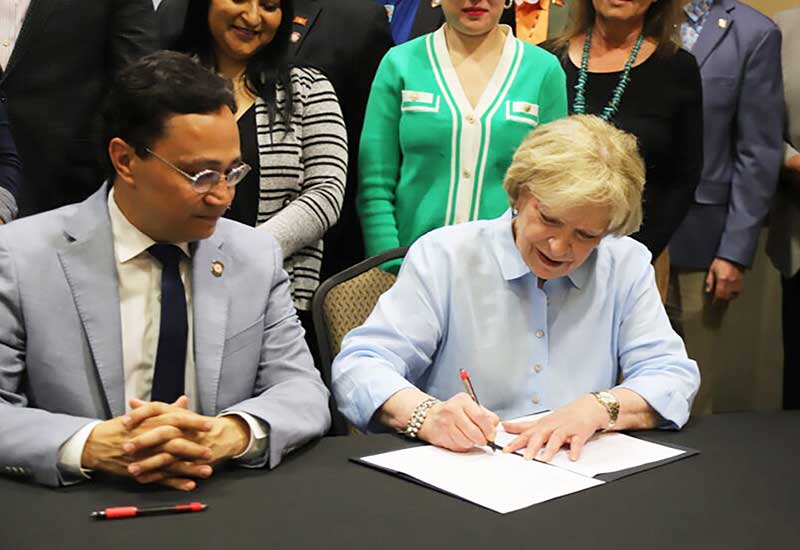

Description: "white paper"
361 445 604 514
496 414 685 477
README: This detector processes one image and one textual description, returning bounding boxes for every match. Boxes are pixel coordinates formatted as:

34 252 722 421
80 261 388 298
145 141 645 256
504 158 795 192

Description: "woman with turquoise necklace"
546 0 702 300
358 0 567 272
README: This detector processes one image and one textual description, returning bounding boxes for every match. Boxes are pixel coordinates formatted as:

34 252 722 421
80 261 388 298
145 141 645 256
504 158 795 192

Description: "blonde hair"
503 115 644 237
550 0 682 56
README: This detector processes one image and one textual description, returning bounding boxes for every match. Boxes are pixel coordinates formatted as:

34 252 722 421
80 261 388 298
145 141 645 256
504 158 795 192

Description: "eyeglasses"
145 148 252 194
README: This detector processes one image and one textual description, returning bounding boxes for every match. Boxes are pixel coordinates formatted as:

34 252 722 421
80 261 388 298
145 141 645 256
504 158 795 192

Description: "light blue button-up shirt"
332 212 700 432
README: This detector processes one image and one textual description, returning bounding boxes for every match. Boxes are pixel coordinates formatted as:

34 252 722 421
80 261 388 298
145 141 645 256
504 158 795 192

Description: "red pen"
459 369 502 452
90 502 207 519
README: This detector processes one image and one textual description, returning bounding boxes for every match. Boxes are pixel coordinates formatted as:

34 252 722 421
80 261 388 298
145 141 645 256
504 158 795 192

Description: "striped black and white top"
254 66 347 311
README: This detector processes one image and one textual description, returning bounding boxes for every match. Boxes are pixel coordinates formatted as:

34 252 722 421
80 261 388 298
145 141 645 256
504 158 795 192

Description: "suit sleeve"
717 26 784 267
0 233 98 487
0 104 22 223
221 241 330 468
109 0 159 72
357 51 404 259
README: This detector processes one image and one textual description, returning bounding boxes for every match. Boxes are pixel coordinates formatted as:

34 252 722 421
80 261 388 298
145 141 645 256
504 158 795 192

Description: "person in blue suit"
0 52 330 489
668 0 783 413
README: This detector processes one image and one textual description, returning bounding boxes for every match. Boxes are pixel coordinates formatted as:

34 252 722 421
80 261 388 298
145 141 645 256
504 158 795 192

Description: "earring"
431 0 441 7
504 0 514 8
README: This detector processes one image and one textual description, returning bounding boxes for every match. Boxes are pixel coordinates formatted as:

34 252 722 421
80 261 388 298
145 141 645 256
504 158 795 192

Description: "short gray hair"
503 115 645 236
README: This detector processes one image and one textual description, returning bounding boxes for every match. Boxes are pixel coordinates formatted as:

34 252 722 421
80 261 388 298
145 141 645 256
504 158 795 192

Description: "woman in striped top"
359 0 566 271
176 0 347 325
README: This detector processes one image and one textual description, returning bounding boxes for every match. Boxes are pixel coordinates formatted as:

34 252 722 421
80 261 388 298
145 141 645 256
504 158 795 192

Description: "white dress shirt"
57 189 266 481
0 0 31 70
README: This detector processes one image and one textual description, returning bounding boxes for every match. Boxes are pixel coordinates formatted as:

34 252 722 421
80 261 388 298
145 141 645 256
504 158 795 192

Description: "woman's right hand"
417 393 499 452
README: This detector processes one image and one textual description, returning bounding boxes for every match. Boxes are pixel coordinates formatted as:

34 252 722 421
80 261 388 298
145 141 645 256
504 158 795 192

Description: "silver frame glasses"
145 148 252 193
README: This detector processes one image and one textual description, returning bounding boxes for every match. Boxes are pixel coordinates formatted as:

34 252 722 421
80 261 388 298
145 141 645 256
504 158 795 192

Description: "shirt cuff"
219 412 269 466
57 421 102 484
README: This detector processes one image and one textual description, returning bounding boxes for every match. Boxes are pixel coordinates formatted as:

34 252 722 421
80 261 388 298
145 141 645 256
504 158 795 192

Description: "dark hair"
552 0 682 56
101 51 236 175
174 0 294 127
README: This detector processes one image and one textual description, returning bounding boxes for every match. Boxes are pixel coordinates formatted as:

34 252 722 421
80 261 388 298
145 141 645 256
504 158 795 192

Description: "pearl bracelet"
402 398 441 439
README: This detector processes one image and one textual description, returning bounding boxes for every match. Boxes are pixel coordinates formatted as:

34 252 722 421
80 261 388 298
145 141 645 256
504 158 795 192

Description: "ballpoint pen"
459 369 503 453
90 502 207 520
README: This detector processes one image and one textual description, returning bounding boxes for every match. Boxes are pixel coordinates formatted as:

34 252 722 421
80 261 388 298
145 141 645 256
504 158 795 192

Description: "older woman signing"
332 115 699 461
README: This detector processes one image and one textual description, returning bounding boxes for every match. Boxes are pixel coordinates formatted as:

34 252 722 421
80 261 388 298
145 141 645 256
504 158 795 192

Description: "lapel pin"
290 31 301 43
211 261 224 277
718 18 728 29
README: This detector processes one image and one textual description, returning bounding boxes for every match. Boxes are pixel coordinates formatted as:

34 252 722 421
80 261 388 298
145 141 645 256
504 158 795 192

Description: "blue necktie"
148 244 188 403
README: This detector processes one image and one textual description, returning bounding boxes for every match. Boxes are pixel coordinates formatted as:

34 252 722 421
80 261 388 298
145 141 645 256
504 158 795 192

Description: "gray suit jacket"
766 8 800 278
669 0 784 270
0 184 331 487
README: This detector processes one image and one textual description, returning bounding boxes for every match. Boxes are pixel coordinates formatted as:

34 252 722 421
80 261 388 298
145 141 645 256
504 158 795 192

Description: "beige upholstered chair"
312 247 408 435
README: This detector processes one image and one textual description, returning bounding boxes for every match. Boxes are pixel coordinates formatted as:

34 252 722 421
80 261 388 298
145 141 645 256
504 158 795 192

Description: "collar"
107 187 191 264
684 0 714 23
490 210 593 289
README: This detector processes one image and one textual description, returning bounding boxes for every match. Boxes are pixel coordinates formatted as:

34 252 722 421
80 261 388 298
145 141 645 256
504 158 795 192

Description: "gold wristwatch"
591 391 619 431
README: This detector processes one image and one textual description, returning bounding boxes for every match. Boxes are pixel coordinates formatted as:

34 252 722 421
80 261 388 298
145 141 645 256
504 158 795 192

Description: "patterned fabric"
253 66 347 311
322 268 397 357
516 0 550 45
681 0 714 51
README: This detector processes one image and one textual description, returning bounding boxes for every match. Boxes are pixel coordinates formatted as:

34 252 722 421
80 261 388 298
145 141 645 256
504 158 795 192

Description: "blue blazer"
0 184 331 487
669 0 784 269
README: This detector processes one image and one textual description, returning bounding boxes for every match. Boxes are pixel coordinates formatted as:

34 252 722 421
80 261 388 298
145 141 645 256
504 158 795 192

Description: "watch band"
591 391 619 431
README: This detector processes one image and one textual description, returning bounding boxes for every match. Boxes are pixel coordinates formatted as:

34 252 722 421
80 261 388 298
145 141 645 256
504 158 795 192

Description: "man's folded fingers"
125 425 183 453
161 438 213 460
128 451 177 476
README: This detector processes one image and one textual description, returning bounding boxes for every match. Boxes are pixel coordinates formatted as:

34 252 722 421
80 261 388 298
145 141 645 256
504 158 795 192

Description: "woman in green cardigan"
358 0 567 270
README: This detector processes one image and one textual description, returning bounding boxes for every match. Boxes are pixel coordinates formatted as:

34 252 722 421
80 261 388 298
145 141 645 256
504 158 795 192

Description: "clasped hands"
415 392 609 463
81 396 250 491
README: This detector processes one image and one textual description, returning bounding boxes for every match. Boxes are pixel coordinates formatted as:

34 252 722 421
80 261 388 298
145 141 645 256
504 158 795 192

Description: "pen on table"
90 502 207 520
459 369 503 453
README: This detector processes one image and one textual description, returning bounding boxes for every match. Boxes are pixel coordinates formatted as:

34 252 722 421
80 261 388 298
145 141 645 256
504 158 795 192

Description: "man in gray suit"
668 0 783 413
766 7 800 410
0 51 331 489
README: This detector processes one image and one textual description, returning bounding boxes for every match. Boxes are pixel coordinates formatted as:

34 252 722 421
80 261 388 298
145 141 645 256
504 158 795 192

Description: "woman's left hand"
501 394 608 462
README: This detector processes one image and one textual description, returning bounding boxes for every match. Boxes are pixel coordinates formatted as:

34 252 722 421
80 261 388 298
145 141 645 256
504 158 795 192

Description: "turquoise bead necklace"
572 26 645 121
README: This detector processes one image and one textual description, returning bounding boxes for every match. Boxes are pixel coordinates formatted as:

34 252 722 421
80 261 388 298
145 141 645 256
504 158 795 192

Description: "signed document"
358 413 691 514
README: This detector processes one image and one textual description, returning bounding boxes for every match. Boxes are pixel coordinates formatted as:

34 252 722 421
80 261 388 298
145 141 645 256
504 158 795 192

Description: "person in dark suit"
290 0 394 278
0 103 22 224
0 0 158 217
156 0 190 48
667 0 783 414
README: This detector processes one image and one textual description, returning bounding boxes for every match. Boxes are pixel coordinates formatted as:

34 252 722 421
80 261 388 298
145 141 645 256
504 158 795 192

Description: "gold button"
534 364 542 373
535 330 544 338
2 40 8 47
466 114 476 124
462 169 471 179
532 394 540 404
410 93 418 102
523 104 531 113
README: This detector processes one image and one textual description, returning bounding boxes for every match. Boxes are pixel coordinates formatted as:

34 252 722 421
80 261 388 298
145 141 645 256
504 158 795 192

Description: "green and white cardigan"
357 25 567 262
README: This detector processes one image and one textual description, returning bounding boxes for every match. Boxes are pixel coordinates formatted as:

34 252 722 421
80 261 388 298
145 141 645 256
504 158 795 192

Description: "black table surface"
1 412 798 549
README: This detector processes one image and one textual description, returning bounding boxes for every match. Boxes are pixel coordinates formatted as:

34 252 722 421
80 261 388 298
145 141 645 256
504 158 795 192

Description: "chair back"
312 247 408 434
